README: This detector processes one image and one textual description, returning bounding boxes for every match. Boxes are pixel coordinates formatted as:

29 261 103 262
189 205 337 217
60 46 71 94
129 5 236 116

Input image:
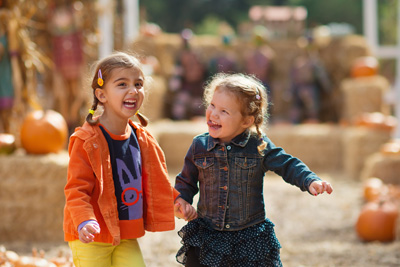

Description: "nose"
208 107 218 119
129 86 138 94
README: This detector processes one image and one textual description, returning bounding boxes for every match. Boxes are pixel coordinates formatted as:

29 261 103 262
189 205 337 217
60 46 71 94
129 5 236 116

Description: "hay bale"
340 75 390 122
342 127 391 179
0 151 68 243
147 120 208 172
320 35 371 82
141 75 167 122
361 153 400 185
266 124 343 172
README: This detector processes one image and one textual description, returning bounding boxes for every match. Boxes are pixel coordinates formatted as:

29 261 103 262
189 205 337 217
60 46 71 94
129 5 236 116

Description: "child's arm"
174 197 198 221
309 180 333 196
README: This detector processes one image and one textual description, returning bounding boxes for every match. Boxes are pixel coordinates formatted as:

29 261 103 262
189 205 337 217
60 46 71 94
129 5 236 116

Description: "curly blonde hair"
203 73 269 153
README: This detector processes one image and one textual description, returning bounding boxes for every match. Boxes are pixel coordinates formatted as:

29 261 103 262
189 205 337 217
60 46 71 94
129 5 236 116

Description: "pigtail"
136 112 148 127
256 125 267 155
86 96 100 125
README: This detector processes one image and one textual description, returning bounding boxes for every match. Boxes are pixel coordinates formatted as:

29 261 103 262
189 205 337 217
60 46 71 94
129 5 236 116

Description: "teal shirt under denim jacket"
175 129 321 231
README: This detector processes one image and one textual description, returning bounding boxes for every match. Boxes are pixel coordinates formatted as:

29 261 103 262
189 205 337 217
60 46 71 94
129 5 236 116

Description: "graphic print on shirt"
116 144 143 220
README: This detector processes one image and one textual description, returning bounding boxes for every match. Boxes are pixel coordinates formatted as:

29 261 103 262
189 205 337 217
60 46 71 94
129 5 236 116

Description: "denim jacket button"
225 224 230 229
227 145 231 150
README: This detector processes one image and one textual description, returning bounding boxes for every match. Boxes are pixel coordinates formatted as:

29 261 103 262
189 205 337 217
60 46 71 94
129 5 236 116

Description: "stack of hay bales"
266 124 343 172
340 76 390 123
317 35 372 121
342 127 392 179
0 152 68 243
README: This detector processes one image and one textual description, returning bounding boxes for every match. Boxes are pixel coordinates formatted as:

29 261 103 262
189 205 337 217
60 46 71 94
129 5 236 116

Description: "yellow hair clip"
97 69 104 87
89 109 95 115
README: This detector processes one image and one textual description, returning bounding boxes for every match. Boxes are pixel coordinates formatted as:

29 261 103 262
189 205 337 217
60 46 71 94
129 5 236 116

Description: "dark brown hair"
86 51 148 126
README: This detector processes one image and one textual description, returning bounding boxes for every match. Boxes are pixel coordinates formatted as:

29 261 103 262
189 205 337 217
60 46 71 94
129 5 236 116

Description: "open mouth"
124 99 137 109
207 120 221 129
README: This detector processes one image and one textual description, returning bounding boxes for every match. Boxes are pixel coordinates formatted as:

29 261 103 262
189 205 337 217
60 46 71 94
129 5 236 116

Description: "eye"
118 82 127 87
135 81 143 88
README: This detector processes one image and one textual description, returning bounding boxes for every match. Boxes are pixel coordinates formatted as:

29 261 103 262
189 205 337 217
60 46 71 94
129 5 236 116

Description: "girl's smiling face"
96 67 144 122
206 87 254 143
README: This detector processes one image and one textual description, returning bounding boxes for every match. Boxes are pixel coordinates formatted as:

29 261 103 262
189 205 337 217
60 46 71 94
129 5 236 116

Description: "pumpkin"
0 133 16 154
355 199 398 242
13 248 57 267
363 177 385 202
350 56 379 78
380 139 400 155
20 110 68 154
354 112 397 132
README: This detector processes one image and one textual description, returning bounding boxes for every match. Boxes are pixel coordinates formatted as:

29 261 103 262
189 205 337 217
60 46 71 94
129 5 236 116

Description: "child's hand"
78 221 100 243
309 180 333 196
174 197 198 221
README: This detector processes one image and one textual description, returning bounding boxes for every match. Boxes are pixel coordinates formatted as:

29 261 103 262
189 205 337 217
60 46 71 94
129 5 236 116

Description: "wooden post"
98 0 114 59
123 0 139 47
363 0 400 138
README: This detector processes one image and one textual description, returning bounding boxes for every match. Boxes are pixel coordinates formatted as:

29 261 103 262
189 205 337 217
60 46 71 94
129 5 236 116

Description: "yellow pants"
69 239 145 267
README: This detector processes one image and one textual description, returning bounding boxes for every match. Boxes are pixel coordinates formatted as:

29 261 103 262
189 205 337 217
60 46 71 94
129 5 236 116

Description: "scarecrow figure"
168 29 207 120
49 0 85 129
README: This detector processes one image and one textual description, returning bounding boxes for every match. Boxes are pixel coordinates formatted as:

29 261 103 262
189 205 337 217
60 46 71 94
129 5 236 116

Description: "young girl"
63 51 196 267
175 73 333 267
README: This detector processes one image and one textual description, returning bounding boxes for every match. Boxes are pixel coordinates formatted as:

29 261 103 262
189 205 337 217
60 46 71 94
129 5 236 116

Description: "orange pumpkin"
0 133 16 154
20 110 68 154
355 199 398 242
380 139 400 155
350 56 379 78
355 112 397 132
363 177 385 202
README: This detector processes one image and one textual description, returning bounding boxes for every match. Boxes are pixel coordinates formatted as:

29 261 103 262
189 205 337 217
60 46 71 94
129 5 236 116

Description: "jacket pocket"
194 157 215 184
234 157 257 182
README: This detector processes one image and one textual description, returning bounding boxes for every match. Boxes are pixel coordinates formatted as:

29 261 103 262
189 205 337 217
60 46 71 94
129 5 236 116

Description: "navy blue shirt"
100 125 143 221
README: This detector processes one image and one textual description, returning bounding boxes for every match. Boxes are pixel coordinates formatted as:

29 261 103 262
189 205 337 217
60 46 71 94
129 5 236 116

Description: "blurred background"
0 0 400 266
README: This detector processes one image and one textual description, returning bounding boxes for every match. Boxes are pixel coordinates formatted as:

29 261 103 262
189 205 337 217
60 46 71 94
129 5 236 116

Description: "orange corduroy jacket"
63 120 180 245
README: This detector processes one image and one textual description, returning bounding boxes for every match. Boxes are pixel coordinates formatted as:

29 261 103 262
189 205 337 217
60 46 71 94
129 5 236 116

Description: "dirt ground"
2 171 400 267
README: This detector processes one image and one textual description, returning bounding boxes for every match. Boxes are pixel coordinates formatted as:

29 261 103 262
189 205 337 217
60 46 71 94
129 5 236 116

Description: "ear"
95 88 106 104
242 115 255 128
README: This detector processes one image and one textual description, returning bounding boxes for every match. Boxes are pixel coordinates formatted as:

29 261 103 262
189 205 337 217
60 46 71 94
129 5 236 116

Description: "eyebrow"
112 77 144 83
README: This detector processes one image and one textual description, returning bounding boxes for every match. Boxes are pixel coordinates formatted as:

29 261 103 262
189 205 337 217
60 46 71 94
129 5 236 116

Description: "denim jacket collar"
206 130 251 151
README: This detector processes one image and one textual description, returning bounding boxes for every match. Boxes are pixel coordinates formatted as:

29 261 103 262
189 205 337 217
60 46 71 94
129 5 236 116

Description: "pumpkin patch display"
350 56 379 78
0 133 16 154
20 110 68 154
0 247 73 267
355 199 398 242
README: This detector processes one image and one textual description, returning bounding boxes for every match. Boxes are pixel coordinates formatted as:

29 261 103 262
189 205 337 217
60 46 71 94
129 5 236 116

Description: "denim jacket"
175 130 321 231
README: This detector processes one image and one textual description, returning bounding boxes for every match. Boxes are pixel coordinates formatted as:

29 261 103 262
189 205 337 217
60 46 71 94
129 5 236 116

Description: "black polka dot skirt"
176 218 282 267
